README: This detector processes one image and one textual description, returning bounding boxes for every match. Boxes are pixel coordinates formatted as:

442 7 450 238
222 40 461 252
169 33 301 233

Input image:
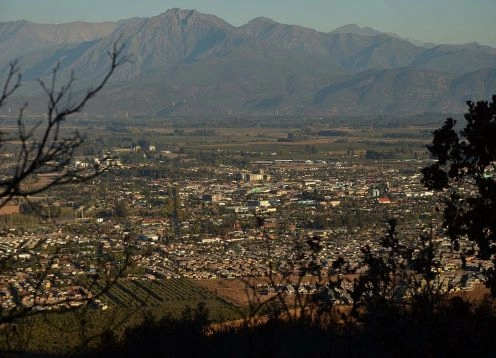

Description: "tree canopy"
422 95 496 272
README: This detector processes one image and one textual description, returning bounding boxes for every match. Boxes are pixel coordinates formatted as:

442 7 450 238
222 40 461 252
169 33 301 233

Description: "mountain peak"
155 8 234 31
246 17 277 26
240 17 279 35
158 8 206 25
162 8 198 18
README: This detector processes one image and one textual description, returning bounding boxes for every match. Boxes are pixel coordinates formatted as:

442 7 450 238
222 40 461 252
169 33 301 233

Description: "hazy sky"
1 0 495 47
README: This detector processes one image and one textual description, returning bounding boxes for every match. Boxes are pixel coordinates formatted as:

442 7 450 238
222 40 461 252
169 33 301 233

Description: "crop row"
130 280 164 302
92 278 217 308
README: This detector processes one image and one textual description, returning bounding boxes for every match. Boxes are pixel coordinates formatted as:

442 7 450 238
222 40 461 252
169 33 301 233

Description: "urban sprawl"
0 145 488 310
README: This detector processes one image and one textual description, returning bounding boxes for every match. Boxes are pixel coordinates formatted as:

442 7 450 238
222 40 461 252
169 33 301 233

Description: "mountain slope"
0 19 119 65
411 43 496 73
1 8 495 117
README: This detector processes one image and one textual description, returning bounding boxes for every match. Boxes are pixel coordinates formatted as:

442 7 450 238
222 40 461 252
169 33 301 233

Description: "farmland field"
0 278 240 355
92 278 238 319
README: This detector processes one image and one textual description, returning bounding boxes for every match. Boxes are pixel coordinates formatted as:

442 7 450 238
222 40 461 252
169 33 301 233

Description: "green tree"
421 96 496 292
114 199 130 218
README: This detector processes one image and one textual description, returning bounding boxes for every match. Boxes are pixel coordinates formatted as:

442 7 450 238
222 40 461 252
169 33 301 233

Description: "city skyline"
1 0 495 47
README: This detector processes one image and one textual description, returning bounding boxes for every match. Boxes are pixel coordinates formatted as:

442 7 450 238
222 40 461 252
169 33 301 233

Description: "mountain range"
1 8 495 117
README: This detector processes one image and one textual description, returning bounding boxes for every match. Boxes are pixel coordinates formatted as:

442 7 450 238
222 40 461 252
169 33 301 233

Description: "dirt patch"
196 275 358 307
0 205 19 215
452 283 491 302
196 278 271 307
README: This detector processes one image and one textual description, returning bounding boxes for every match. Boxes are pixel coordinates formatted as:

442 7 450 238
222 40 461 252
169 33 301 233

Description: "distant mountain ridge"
1 8 495 117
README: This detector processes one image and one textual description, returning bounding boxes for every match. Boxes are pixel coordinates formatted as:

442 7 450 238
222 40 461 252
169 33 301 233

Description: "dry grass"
196 278 271 307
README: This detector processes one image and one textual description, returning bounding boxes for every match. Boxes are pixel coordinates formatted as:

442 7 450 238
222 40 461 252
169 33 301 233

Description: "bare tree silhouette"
0 40 129 208
0 40 132 354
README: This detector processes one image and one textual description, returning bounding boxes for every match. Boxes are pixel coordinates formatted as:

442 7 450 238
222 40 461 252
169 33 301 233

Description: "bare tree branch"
0 61 21 108
0 40 129 209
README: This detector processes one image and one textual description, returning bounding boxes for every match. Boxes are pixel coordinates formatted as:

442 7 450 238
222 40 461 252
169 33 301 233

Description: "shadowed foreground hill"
87 298 496 357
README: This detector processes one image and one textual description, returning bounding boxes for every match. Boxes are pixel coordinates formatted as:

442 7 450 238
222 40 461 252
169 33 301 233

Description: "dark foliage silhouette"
422 95 496 292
